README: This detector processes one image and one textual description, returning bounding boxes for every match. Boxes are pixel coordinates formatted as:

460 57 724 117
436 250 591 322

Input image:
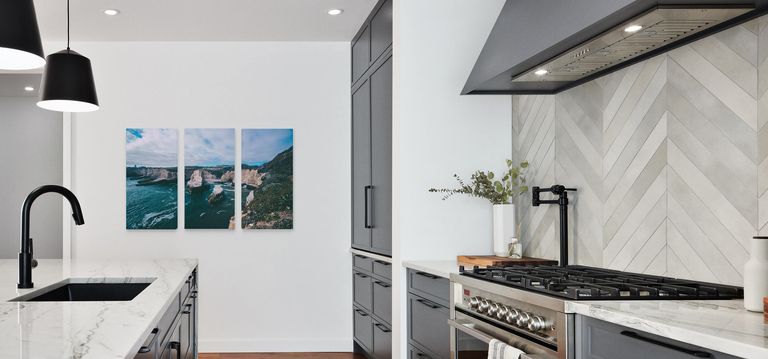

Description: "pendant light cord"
66 0 70 50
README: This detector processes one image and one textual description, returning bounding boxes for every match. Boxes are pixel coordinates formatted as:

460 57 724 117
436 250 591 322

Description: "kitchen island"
0 258 198 359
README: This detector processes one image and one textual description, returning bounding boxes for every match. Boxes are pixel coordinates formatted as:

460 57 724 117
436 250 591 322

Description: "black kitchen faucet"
532 185 576 267
18 185 85 289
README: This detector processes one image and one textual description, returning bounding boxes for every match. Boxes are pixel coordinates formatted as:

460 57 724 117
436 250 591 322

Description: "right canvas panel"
241 129 294 229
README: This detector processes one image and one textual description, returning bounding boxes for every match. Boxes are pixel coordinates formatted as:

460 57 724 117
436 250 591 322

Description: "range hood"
463 0 768 95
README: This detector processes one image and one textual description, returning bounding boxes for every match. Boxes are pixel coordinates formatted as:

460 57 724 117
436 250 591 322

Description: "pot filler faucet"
18 185 85 289
532 185 576 267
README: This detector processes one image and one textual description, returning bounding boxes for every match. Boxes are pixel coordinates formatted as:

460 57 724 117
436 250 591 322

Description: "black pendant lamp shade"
37 49 99 113
0 0 46 70
37 0 99 113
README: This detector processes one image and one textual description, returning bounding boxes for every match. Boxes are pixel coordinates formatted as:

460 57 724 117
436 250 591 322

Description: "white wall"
67 42 351 352
0 94 63 259
392 0 509 357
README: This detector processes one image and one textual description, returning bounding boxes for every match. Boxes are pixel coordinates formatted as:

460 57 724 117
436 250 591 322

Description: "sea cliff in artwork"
125 129 178 230
184 129 236 229
241 129 293 229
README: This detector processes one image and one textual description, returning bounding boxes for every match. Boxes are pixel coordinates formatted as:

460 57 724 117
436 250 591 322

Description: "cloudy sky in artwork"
126 128 178 168
185 128 235 167
242 129 293 166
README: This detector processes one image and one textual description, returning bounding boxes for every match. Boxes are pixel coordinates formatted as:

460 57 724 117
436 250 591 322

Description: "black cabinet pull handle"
182 310 191 315
138 328 159 353
416 354 430 358
374 260 390 266
354 272 369 278
415 271 438 279
354 309 369 316
416 298 440 309
364 185 373 228
373 281 391 288
620 331 711 358
374 323 391 333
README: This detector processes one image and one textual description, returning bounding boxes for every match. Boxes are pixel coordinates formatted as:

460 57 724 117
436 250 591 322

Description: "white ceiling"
32 0 377 42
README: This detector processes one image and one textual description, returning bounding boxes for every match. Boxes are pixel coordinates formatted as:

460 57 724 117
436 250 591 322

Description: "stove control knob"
496 305 509 321
505 308 520 324
477 299 490 313
487 302 500 317
516 312 532 327
528 316 549 332
468 296 481 309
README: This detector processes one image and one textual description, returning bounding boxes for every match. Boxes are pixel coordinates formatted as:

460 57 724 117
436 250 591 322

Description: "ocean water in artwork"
241 129 293 229
185 129 236 229
126 128 178 230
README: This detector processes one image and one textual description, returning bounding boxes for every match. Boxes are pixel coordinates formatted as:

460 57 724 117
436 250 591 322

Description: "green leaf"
521 161 529 168
488 172 494 180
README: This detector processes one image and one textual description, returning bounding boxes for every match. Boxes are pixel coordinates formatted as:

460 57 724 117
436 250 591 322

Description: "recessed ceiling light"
327 9 343 16
624 25 643 33
24 86 34 92
103 9 120 16
534 69 548 76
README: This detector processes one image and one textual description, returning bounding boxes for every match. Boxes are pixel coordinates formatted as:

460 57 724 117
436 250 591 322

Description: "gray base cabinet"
354 254 392 358
576 315 739 359
135 269 198 359
407 269 450 359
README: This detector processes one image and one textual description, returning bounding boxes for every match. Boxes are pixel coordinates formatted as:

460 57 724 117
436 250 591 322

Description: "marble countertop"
402 260 460 278
0 258 198 359
566 299 768 359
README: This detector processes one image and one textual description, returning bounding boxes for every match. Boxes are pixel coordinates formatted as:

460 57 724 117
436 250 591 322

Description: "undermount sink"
12 280 154 302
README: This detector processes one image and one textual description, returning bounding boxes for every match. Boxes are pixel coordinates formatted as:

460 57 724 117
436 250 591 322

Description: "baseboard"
199 338 353 353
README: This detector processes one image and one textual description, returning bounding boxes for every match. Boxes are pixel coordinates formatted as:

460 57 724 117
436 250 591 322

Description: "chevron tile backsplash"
512 18 768 286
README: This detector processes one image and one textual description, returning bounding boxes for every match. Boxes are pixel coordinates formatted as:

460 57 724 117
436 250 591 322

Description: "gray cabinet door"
354 308 374 352
373 279 392 325
352 26 370 83
408 294 450 359
370 0 392 63
577 315 739 359
352 81 372 251
353 271 373 311
373 321 393 359
369 56 393 256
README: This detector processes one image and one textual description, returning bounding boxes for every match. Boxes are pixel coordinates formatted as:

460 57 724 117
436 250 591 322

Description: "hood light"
534 69 548 76
624 24 643 33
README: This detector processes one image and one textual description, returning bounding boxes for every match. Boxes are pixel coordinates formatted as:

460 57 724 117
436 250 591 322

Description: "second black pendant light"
38 0 99 113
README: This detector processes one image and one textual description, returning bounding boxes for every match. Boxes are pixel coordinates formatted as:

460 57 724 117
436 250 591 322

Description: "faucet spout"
19 185 85 289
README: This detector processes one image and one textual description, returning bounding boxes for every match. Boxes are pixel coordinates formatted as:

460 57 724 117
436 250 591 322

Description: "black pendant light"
0 0 46 70
38 0 99 113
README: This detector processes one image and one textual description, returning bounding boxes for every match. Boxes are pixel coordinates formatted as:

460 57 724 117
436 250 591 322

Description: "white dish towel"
488 339 525 359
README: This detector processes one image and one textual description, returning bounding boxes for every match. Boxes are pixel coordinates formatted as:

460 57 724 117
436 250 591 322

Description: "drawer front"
354 308 374 352
372 279 392 325
373 321 392 359
408 294 450 359
354 254 374 273
577 316 740 359
157 291 181 343
373 260 392 280
354 271 373 311
408 270 449 307
409 345 434 359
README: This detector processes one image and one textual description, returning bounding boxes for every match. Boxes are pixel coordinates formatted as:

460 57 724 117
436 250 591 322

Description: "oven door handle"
448 319 495 344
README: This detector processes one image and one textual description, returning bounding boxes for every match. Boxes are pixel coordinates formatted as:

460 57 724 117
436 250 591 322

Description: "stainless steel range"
449 265 744 359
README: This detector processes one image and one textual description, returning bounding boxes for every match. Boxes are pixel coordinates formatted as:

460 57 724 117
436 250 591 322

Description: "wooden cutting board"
457 255 558 268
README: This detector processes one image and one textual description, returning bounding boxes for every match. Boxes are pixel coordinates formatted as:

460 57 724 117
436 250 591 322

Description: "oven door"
449 311 559 359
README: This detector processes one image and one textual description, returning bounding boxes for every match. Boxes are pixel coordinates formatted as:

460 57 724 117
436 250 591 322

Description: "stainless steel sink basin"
12 280 153 302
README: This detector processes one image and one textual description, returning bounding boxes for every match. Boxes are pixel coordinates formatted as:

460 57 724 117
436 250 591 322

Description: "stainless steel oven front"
449 273 574 359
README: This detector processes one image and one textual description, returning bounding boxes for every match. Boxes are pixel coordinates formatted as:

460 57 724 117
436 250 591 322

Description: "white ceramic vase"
744 236 768 312
493 204 516 257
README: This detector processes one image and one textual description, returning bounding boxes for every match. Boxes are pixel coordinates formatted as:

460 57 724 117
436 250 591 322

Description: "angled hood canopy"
463 0 768 95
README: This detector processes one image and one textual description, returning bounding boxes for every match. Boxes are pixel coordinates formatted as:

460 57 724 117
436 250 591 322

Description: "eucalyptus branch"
428 160 530 205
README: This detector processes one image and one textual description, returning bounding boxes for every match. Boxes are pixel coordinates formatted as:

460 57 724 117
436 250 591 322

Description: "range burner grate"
460 265 743 300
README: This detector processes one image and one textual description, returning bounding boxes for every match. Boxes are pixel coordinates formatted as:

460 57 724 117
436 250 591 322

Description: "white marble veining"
566 299 768 359
402 260 460 279
0 258 197 359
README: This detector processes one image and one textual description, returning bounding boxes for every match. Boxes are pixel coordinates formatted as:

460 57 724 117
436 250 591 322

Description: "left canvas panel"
126 128 179 230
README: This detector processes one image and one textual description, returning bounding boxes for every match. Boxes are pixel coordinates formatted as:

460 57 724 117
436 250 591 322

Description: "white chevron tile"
668 141 755 247
713 24 758 67
667 222 718 283
604 65 643 131
623 215 667 274
669 46 757 130
641 244 667 276
607 193 666 271
604 58 667 173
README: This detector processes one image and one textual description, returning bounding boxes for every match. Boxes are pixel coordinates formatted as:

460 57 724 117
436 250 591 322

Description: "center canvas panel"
184 128 236 229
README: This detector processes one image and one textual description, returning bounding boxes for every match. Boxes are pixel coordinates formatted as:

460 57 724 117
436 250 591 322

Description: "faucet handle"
29 238 37 268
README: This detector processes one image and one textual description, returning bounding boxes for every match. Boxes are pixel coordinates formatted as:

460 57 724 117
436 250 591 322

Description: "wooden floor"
199 354 365 359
